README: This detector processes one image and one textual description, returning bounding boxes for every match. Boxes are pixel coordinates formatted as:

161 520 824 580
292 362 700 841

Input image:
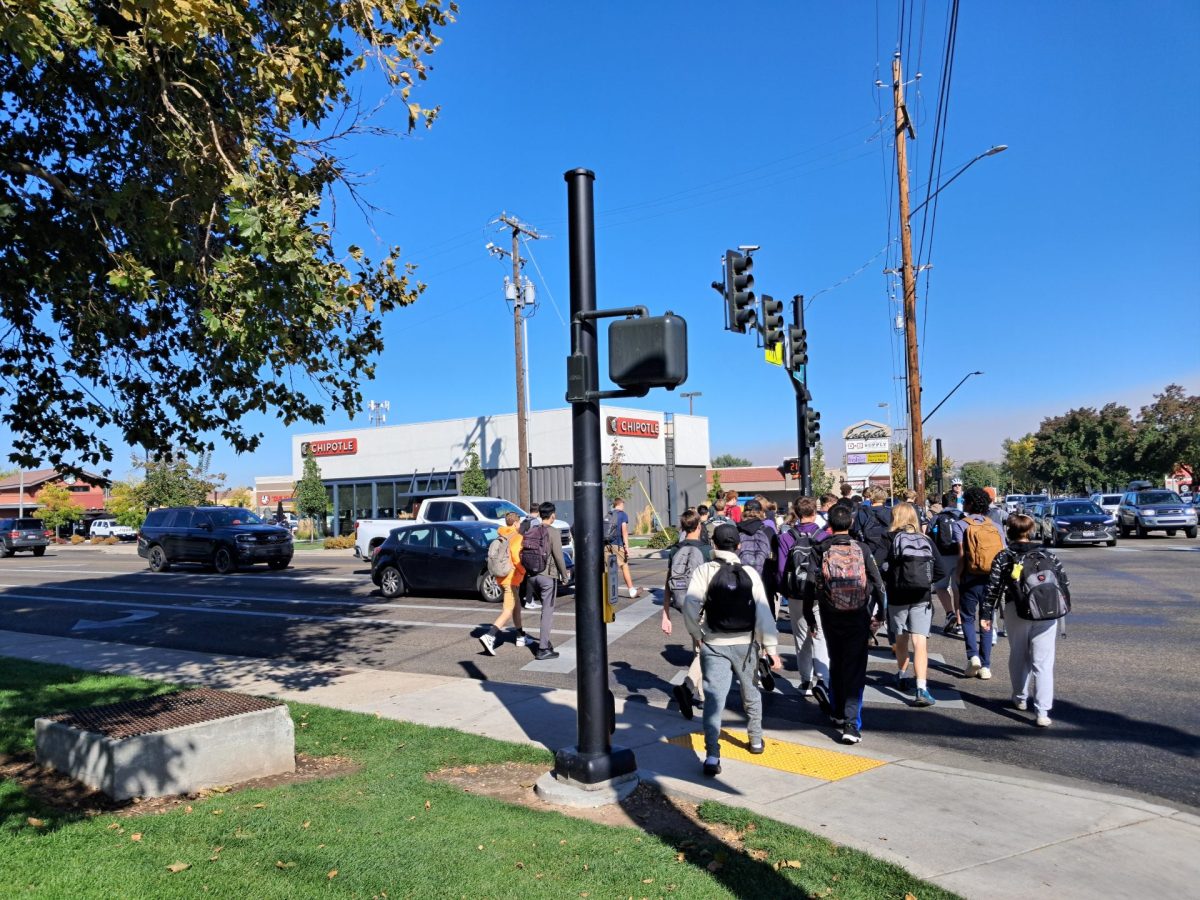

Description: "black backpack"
852 506 890 565
702 561 757 633
783 527 818 598
666 543 705 611
891 529 934 592
1012 549 1071 621
931 509 962 556
603 511 621 545
518 524 549 575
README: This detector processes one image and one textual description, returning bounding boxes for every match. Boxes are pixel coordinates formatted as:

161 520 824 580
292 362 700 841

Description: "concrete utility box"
35 688 295 800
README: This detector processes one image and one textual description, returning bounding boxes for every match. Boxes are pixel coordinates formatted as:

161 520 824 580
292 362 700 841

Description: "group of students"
661 484 1072 776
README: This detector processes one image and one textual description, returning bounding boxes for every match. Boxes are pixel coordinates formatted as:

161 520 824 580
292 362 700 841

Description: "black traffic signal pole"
791 294 812 496
559 168 638 786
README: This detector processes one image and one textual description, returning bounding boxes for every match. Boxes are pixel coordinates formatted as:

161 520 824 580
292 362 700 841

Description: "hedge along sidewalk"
0 658 957 900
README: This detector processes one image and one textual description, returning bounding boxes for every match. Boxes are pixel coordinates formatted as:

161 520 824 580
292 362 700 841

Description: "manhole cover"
45 689 283 741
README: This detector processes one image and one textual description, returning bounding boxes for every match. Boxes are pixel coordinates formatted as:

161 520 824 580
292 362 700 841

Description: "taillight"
44 530 53 538
9 531 18 539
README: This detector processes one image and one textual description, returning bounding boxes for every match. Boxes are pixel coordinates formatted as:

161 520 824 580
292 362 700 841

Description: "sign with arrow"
71 610 158 631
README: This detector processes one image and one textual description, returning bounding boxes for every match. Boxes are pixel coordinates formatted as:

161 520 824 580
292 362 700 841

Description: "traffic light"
722 250 756 333
782 457 800 477
761 295 784 346
788 325 807 370
805 409 821 445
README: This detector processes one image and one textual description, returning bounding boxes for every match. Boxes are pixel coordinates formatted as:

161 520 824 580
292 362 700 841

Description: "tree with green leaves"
957 460 1003 490
711 453 752 468
1029 403 1138 492
459 442 489 496
892 439 954 497
132 453 222 509
0 0 456 474
810 443 835 497
604 440 636 502
1134 384 1199 485
35 482 84 534
293 454 328 537
107 481 147 529
1000 434 1037 492
708 469 724 504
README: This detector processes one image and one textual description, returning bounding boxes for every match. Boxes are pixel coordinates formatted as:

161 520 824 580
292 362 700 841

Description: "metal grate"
44 689 283 741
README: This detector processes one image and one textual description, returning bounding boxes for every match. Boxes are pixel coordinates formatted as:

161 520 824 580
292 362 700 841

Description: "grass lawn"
0 659 959 899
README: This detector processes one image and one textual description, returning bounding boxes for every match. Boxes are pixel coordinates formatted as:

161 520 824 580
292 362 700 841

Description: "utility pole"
892 52 926 504
495 214 543 510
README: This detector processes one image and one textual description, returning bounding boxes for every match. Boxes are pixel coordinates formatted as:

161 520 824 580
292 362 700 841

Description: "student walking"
684 524 781 777
724 490 743 524
479 512 532 655
736 498 778 612
605 498 639 598
930 493 964 636
524 502 571 661
983 514 1071 727
812 504 885 744
884 503 947 706
662 509 710 719
776 497 830 696
957 487 1006 679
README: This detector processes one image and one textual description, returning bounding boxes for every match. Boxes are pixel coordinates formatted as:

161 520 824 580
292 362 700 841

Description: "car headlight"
235 533 255 543
1141 509 1155 516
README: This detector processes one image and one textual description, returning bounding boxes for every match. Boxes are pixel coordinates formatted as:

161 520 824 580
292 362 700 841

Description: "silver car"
1089 493 1123 519
1117 489 1198 538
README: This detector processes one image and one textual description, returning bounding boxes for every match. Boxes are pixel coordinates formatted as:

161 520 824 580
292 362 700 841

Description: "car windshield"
1025 495 1048 503
15 519 43 529
206 508 264 526
471 525 501 546
473 500 524 519
1057 503 1102 516
1101 495 1121 505
1137 491 1182 505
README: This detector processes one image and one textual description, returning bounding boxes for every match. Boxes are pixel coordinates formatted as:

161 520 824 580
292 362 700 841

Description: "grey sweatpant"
530 575 558 649
792 604 829 686
700 641 762 759
1006 610 1057 715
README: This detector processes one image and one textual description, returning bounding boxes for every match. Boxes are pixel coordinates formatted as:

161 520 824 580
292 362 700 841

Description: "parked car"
1024 502 1048 539
1116 490 1198 538
89 518 137 541
0 517 51 557
371 521 507 601
1089 493 1124 519
1004 494 1026 514
1018 494 1049 514
138 506 294 573
1040 500 1117 547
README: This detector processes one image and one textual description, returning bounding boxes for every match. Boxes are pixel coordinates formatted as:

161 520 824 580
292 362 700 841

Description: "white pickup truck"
354 496 573 570
89 518 137 540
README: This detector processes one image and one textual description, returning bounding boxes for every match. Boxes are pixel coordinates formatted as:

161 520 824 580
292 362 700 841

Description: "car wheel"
147 545 171 572
1186 527 1198 539
1106 538 1117 547
213 546 238 575
1119 522 1129 538
1136 521 1148 538
267 559 289 571
478 572 503 603
379 565 405 598
33 547 45 557
1052 532 1063 548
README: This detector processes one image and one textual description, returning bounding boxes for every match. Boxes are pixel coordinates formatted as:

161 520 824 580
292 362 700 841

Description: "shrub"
70 534 85 544
323 535 356 550
105 536 120 545
646 527 678 550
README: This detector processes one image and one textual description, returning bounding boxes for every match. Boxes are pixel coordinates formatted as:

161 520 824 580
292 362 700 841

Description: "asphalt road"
0 537 1196 807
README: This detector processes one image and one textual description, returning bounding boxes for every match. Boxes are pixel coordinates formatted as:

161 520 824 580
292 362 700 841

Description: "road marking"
0 565 366 583
71 610 158 631
667 729 886 780
0 583 574 618
522 593 661 674
0 592 576 636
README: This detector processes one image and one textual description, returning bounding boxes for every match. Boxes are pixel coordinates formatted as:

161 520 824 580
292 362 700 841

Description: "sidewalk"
2 629 1196 899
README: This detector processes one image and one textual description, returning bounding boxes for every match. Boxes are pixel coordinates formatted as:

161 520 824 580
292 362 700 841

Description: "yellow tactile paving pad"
666 729 887 781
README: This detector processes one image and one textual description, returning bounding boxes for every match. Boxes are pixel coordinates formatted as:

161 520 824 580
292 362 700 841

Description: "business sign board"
846 438 889 452
606 416 660 439
846 453 867 465
866 452 889 464
301 437 358 457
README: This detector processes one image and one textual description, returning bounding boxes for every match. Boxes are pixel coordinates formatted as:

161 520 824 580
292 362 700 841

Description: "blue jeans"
959 576 992 667
699 641 762 759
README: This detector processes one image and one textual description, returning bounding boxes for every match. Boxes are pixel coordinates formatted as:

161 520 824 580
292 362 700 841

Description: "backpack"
518 524 549 575
963 515 1004 576
783 527 818 598
667 543 705 611
736 526 773 575
931 509 962 555
701 561 757 632
486 534 513 578
852 506 890 565
821 541 871 611
891 529 934 592
603 511 621 545
1011 549 1071 621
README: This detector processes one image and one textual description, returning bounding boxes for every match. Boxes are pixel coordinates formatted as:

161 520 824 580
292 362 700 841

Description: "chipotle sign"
605 417 660 439
301 437 358 457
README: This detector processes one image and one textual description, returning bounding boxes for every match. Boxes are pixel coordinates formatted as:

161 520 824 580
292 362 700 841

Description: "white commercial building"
258 407 710 536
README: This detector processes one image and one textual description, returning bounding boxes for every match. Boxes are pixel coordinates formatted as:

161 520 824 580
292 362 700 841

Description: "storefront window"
324 485 334 537
377 482 396 519
354 483 371 523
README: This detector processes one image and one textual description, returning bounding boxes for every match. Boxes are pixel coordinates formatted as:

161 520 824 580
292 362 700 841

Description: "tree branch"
0 159 78 202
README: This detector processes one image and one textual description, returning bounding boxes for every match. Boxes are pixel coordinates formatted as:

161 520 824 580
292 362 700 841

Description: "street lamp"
681 391 702 416
910 145 1008 216
923 371 984 425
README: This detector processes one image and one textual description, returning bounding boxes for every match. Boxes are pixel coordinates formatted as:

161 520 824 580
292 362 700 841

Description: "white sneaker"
628 587 639 599
1035 715 1052 727
478 633 496 656
1013 697 1028 711
516 633 536 647
964 656 982 677
978 666 992 680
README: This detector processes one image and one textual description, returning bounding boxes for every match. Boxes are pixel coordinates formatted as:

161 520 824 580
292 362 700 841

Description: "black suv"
0 518 51 557
138 507 293 574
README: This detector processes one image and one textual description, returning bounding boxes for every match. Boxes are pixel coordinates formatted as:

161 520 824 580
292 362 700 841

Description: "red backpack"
821 542 870 611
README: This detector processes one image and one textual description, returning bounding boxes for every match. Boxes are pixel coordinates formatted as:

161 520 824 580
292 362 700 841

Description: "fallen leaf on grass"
211 810 223 816
106 823 121 831
424 800 431 811
210 785 231 794
185 806 193 814
559 840 568 846
515 862 525 869
748 849 768 862
209 846 224 862
130 833 143 842
477 845 484 851
905 895 917 900
252 803 265 809
675 852 685 862
275 861 295 869
642 878 654 884
166 862 190 873
301 820 311 829
327 869 338 880
26 817 45 828
774 860 803 870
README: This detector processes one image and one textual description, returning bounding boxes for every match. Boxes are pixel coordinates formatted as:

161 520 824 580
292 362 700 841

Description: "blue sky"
60 2 1200 483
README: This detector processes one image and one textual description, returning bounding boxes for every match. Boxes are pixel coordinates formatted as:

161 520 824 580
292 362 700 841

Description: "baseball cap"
712 523 740 550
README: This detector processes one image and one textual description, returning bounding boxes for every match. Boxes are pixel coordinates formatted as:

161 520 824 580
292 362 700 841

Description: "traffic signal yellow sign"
764 342 783 367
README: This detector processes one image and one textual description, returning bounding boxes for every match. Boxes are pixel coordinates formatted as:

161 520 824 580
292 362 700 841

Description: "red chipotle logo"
301 438 358 457
605 417 660 439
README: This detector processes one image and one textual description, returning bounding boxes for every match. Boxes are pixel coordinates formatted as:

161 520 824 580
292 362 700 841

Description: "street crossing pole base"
535 762 639 809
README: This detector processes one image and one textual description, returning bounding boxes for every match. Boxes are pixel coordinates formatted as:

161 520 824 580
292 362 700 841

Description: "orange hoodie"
497 524 524 588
